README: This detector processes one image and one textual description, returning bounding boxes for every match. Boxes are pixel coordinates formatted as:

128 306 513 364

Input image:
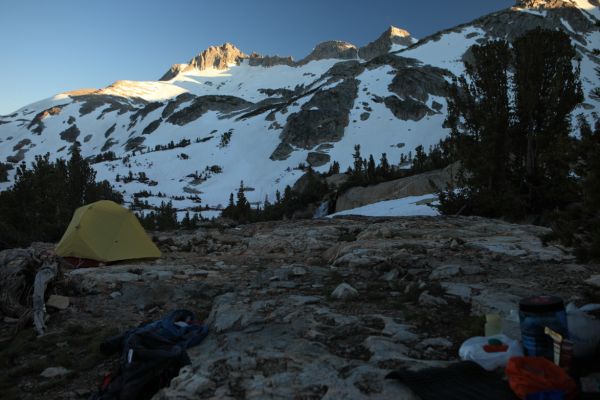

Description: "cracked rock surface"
2 216 598 400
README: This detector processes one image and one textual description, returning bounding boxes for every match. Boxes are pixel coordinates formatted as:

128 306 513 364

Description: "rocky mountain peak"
298 40 359 64
515 0 577 8
159 43 248 81
189 42 248 71
159 27 417 81
387 26 412 39
358 26 415 61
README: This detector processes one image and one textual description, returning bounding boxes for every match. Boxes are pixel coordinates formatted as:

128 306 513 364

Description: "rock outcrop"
153 216 586 399
161 92 196 119
59 125 81 143
167 95 253 126
71 94 140 117
359 26 415 60
383 95 435 121
159 63 190 81
299 40 359 65
247 53 295 67
387 60 450 103
27 105 67 135
306 151 331 167
270 79 359 160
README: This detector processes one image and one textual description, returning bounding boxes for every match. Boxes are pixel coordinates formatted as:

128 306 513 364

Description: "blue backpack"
91 309 208 400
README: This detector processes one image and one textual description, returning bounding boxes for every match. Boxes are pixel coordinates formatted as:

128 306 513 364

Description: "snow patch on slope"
329 194 439 217
571 0 600 20
99 80 187 101
517 8 548 17
400 27 486 76
389 37 419 53
579 31 600 116
170 59 340 102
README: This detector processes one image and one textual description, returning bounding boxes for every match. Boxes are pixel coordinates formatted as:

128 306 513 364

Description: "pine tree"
352 145 363 179
367 155 376 182
581 120 600 208
235 181 251 221
0 162 9 182
412 145 429 173
457 39 512 216
439 29 582 219
282 185 295 218
66 145 96 211
222 193 236 219
379 153 390 178
328 161 340 175
547 119 600 261
236 181 248 208
512 28 583 212
576 119 600 260
154 201 178 231
181 211 192 229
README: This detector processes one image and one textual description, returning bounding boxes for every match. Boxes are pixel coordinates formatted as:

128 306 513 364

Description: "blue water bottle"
519 296 569 360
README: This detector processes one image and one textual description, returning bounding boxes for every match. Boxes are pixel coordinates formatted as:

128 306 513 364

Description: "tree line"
135 201 201 231
221 173 330 223
0 147 123 249
335 142 452 192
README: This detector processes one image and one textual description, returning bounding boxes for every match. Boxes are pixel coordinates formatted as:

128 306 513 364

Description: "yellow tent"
55 200 161 262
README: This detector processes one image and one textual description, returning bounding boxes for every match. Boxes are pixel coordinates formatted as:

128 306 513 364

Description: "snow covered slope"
0 1 598 218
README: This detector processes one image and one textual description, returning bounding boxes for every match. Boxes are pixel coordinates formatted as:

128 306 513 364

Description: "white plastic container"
459 334 523 371
566 303 600 358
